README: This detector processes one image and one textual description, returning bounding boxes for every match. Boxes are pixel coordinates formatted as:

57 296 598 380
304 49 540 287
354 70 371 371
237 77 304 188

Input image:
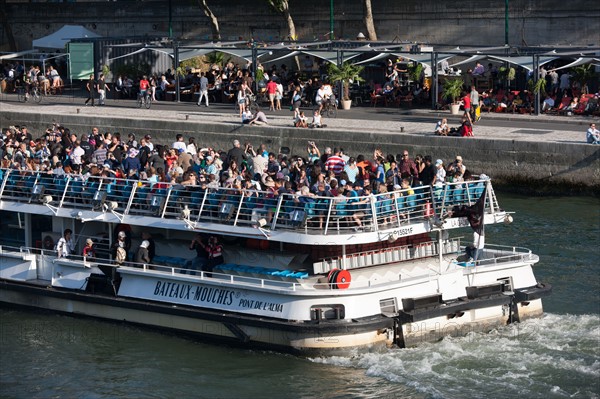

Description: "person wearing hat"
122 147 141 175
434 159 446 188
447 156 466 179
83 238 96 259
135 240 151 266
111 230 131 265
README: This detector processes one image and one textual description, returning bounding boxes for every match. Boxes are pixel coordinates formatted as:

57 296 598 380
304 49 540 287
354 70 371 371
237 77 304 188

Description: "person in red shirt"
139 75 150 99
266 78 278 111
462 91 472 123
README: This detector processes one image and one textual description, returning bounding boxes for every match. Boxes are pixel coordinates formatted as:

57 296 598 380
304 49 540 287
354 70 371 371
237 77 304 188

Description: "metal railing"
0 168 499 236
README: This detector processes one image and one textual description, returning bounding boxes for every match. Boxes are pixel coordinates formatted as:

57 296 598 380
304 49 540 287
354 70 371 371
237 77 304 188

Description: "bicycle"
245 94 260 114
30 85 43 104
318 97 337 118
137 91 152 109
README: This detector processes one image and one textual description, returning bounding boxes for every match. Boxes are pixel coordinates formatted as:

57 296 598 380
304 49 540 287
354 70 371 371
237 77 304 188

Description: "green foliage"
180 56 204 70
266 0 286 13
327 62 365 100
442 77 464 104
408 63 423 83
571 64 596 86
528 77 547 96
101 64 110 77
203 51 230 68
499 66 516 81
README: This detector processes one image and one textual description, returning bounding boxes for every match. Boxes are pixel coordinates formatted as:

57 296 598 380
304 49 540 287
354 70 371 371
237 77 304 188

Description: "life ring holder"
327 268 351 289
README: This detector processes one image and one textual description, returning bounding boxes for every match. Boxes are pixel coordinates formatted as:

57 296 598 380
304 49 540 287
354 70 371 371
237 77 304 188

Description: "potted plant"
442 77 464 115
327 61 364 110
571 64 596 94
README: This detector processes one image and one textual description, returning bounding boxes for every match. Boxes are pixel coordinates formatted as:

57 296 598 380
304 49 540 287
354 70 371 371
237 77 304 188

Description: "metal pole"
168 0 173 39
251 41 257 94
330 0 334 40
533 54 540 116
431 52 438 110
505 0 509 46
174 42 180 102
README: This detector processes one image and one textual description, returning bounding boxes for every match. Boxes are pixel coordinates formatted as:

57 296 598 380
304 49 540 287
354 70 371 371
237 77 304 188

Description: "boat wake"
311 313 600 399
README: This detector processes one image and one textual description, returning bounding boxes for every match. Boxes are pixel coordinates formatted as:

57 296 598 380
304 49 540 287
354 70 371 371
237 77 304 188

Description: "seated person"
248 109 268 125
541 94 555 112
310 110 325 128
295 111 308 128
458 116 473 137
434 118 449 136
586 123 600 144
242 110 253 124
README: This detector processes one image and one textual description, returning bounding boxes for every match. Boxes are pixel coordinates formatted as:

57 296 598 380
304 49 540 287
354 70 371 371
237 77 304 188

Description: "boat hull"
0 278 550 354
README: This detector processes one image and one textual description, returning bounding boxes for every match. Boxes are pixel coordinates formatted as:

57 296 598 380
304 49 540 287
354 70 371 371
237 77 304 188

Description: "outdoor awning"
33 25 101 49
354 52 453 67
488 55 557 71
0 50 37 61
550 57 600 71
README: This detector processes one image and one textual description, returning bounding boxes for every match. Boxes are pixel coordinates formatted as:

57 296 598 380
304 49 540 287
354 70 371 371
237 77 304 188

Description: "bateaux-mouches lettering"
153 281 234 306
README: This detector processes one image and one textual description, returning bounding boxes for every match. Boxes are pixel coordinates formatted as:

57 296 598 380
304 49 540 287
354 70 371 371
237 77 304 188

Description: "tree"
363 0 377 41
267 0 299 70
196 0 221 41
327 62 365 101
571 64 596 94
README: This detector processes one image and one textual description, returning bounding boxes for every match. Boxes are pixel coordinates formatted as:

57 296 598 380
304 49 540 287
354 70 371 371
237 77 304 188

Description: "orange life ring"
327 268 351 289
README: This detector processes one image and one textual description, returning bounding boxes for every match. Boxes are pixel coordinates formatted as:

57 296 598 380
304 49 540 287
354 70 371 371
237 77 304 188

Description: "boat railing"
314 238 462 274
0 168 500 236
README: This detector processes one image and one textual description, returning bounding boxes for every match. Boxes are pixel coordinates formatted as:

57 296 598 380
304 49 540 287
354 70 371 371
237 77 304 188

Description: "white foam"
309 313 600 398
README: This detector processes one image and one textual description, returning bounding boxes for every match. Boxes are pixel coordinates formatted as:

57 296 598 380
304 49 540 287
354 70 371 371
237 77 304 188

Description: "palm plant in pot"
442 77 464 115
327 61 364 110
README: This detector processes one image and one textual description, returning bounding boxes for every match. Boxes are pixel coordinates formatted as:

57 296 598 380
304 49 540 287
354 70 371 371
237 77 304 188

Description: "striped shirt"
325 155 346 175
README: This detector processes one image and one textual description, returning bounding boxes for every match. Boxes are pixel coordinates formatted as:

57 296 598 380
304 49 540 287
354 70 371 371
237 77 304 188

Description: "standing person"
111 231 130 265
84 74 96 106
138 75 150 101
56 229 75 258
197 72 209 107
203 236 224 277
461 90 472 124
141 231 156 262
82 238 96 259
291 86 302 119
188 233 209 275
266 78 278 111
470 86 480 122
398 150 419 185
97 73 110 106
275 79 283 111
135 240 151 265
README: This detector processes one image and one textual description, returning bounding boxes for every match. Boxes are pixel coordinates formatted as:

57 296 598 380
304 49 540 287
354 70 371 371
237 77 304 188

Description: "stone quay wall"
2 109 598 195
2 0 599 51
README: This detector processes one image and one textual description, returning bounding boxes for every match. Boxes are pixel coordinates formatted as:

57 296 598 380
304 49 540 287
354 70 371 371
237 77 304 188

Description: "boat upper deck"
0 168 502 245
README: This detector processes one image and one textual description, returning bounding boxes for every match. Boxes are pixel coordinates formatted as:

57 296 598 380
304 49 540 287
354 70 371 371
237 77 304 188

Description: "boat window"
497 277 513 293
379 297 398 314
310 304 345 321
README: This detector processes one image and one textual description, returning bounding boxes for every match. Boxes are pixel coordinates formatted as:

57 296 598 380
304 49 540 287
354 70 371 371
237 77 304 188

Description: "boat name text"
153 281 234 306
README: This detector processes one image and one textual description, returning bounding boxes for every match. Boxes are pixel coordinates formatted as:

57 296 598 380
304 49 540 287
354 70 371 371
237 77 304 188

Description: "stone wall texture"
2 0 599 51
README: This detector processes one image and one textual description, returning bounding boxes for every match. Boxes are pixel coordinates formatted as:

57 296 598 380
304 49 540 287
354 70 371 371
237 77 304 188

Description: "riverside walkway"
0 94 592 145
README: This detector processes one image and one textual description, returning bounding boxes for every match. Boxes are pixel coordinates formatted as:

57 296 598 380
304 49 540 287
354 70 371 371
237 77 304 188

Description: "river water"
1 193 599 399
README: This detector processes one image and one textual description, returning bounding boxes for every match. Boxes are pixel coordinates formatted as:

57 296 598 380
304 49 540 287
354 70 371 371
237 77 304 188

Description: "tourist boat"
0 168 551 354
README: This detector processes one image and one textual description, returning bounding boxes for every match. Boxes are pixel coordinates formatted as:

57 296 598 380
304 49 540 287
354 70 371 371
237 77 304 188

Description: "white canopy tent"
549 57 600 71
33 25 101 50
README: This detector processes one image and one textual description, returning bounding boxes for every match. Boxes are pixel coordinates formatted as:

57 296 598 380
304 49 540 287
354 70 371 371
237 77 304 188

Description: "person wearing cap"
135 240 151 265
434 159 446 188
111 230 131 264
447 156 466 179
83 238 96 259
122 147 141 175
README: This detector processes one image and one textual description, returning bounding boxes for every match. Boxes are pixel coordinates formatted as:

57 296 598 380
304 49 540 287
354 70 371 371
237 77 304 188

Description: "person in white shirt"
172 134 186 152
56 229 75 258
434 118 449 135
311 110 322 128
586 123 600 144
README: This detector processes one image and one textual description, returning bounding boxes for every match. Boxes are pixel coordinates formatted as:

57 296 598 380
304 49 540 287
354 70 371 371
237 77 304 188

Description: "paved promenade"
0 96 594 145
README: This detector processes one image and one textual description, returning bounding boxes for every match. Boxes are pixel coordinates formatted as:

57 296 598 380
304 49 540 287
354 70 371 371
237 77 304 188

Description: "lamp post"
330 0 334 40
504 0 509 45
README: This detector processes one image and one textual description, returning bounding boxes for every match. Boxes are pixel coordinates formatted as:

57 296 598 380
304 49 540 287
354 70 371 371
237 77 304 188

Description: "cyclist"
138 75 150 104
